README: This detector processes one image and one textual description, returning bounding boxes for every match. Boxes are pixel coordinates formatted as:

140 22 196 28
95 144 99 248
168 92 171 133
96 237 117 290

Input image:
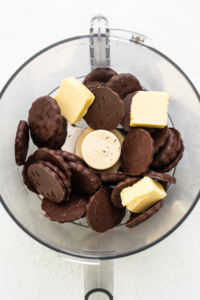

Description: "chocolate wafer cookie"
157 142 185 173
121 92 137 132
68 161 101 194
105 73 142 99
111 177 141 208
152 128 181 168
28 162 66 203
22 155 38 194
15 120 29 166
121 128 154 176
83 67 117 85
85 81 105 90
125 200 164 228
96 172 128 184
84 87 124 130
151 129 176 168
39 160 71 201
28 95 62 143
31 117 67 150
42 193 88 223
151 126 169 153
113 207 126 227
86 187 121 233
147 170 176 184
33 148 71 180
56 150 87 167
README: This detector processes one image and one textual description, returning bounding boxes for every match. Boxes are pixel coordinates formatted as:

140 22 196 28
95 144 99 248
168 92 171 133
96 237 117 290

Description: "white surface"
0 0 200 299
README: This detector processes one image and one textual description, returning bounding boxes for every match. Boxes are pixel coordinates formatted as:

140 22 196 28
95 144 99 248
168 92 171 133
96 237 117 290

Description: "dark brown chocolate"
84 87 124 130
86 187 120 233
151 126 169 153
68 161 101 194
56 150 87 167
121 92 137 132
147 170 176 184
125 200 164 228
83 67 117 85
41 193 88 223
151 129 176 168
113 207 126 227
156 142 184 173
28 162 66 203
121 128 154 176
22 155 38 194
39 160 71 201
85 81 105 90
111 177 141 208
15 120 29 166
33 148 71 180
105 73 142 99
28 95 62 142
96 172 128 184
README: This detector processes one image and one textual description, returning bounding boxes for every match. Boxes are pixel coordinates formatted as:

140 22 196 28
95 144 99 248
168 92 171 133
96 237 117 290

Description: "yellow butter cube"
130 91 169 128
121 177 166 213
55 77 95 124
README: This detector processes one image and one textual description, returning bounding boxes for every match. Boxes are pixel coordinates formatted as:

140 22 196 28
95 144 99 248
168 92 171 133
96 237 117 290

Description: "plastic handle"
84 260 114 300
85 288 113 300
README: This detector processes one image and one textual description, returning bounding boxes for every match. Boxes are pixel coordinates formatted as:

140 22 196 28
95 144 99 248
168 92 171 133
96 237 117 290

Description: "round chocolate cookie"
113 207 126 227
121 128 154 176
125 200 164 228
147 170 176 184
151 126 169 153
83 67 117 85
33 148 71 180
22 155 38 194
156 142 184 173
31 117 67 150
85 81 105 90
84 87 124 130
86 187 121 233
111 177 141 208
105 73 142 99
41 193 88 223
28 162 66 203
151 129 176 168
15 120 29 166
152 128 181 168
167 128 182 161
96 172 128 184
68 161 101 194
39 160 71 201
121 92 137 132
28 95 62 143
56 150 87 167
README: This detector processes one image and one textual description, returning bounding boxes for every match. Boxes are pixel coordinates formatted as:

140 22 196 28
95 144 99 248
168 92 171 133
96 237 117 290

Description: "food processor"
0 14 200 299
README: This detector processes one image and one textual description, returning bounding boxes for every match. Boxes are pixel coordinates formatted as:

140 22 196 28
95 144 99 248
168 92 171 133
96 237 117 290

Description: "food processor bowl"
1 15 200 299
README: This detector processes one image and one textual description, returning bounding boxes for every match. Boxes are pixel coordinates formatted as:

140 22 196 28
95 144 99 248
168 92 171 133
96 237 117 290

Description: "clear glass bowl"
1 30 200 263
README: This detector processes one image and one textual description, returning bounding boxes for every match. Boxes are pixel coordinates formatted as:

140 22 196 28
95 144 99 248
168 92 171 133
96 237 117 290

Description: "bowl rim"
1 35 200 260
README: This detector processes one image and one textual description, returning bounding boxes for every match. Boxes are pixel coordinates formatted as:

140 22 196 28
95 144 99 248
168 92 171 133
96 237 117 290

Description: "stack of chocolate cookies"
28 95 67 149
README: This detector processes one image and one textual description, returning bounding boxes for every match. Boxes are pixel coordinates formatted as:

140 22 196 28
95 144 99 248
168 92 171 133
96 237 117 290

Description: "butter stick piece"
130 91 169 128
55 77 95 124
121 177 167 213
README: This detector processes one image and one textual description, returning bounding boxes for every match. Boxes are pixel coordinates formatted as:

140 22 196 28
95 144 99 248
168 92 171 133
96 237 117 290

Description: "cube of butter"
55 77 95 124
121 177 166 213
130 91 169 128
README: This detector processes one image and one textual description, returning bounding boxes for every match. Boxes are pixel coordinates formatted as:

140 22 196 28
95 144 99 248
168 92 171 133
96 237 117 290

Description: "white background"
0 0 200 299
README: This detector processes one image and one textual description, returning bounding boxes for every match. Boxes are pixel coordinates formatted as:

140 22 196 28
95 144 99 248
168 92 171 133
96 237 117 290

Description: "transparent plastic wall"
0 35 200 260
